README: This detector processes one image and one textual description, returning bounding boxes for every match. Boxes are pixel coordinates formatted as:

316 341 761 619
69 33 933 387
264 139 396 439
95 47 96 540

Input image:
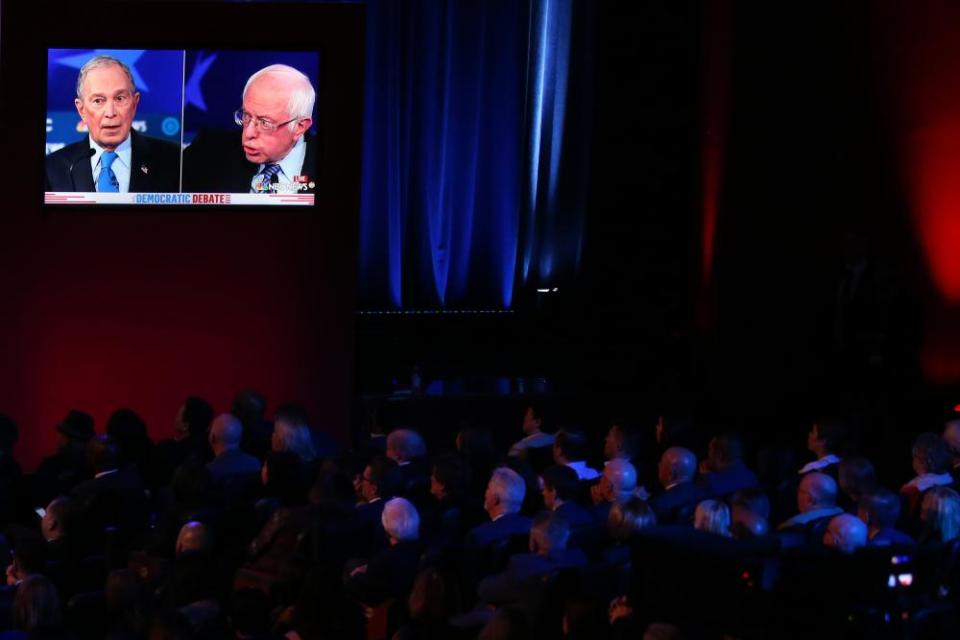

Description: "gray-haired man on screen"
182 64 318 194
45 54 180 193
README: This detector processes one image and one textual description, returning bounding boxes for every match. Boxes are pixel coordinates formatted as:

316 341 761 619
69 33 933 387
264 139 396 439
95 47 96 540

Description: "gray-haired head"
381 497 420 542
243 64 315 132
76 55 137 101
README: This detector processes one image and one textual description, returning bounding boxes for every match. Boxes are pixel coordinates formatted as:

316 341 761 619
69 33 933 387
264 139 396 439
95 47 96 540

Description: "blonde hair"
694 500 731 537
922 486 960 543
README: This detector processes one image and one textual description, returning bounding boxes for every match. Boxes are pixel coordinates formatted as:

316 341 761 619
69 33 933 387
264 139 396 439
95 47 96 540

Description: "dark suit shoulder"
45 139 95 192
130 131 181 192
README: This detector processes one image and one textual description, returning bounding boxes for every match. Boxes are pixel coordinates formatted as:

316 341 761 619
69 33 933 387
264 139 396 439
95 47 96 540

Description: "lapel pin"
141 165 149 175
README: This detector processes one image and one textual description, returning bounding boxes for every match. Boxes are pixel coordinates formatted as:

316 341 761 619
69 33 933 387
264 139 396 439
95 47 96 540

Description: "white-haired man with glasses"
183 64 317 194
46 54 180 193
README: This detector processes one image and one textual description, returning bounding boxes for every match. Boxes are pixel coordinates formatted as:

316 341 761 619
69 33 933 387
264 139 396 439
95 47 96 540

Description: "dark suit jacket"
698 462 760 499
182 129 317 193
344 540 423 606
477 549 587 605
465 513 533 548
206 448 261 483
70 465 148 536
648 481 708 525
45 131 180 192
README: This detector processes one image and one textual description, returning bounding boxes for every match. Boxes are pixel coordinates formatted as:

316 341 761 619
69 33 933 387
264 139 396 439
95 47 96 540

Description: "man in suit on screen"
182 64 317 194
45 54 180 193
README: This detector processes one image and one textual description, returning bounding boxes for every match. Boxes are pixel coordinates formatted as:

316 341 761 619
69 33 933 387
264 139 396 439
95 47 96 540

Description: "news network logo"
255 176 316 193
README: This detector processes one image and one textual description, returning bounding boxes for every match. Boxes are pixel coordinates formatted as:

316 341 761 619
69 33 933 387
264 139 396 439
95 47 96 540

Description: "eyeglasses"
234 109 299 133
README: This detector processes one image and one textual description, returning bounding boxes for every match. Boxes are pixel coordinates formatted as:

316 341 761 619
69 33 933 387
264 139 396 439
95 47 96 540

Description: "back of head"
368 455 403 499
382 497 420 542
838 457 877 501
181 396 214 437
921 486 960 543
232 390 266 427
694 499 731 537
799 472 837 511
606 418 642 460
554 429 589 463
812 418 848 456
488 467 526 514
86 434 120 473
432 453 469 501
709 433 744 470
604 458 638 497
15 575 61 631
44 496 78 539
387 428 427 463
608 497 656 541
541 464 581 502
171 460 214 506
210 413 243 449
860 489 901 529
530 511 570 555
105 568 141 615
824 513 867 554
175 521 212 556
272 414 317 463
661 447 697 485
731 487 770 520
912 432 952 475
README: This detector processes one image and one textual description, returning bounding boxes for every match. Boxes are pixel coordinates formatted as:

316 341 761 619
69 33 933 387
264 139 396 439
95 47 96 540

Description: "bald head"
176 521 211 556
209 413 243 455
659 447 697 487
603 459 637 500
798 472 837 513
823 514 867 554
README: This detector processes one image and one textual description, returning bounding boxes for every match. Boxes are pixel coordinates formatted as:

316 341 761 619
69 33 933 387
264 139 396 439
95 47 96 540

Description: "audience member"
919 486 960 545
694 499 732 537
856 489 914 547
901 432 956 524
649 447 706 525
508 403 554 459
836 456 877 511
698 433 758 499
541 465 594 529
344 497 422 606
553 430 600 481
154 396 214 484
466 467 533 547
777 472 843 545
477 511 587 606
799 419 846 477
34 410 95 504
232 390 271 461
206 413 261 491
822 513 868 554
593 459 639 523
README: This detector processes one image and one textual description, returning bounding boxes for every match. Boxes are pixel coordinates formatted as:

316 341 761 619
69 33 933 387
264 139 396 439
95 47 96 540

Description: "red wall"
0 2 366 469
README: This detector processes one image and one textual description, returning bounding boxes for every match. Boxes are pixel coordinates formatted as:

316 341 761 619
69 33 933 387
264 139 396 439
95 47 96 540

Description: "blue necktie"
98 151 119 192
254 163 282 193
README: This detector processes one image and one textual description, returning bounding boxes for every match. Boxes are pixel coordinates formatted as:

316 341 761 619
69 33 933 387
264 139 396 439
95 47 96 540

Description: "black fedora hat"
57 410 95 441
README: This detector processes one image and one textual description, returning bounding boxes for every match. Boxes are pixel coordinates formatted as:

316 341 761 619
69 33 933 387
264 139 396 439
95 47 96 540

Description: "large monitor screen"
45 48 320 206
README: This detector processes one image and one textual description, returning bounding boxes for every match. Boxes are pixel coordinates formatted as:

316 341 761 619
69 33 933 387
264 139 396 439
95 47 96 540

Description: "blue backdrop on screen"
182 50 319 145
46 49 184 154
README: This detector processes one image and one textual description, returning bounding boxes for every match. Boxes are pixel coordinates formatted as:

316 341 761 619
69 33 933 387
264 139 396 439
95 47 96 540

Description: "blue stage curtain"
356 0 592 309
